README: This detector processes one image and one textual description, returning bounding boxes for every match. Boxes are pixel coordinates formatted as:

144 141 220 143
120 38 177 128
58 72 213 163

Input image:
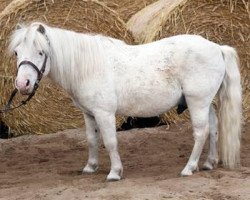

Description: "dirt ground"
0 122 249 200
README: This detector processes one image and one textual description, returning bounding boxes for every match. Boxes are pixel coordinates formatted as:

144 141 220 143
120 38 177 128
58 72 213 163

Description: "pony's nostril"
26 79 30 87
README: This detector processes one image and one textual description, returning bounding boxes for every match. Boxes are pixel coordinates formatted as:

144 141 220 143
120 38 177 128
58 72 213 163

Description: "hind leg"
203 105 218 170
181 99 210 176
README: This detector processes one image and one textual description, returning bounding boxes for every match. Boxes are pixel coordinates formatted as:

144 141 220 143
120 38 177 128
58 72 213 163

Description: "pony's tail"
218 45 242 169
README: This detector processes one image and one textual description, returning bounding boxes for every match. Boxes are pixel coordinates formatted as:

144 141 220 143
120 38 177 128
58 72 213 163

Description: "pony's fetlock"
203 157 218 170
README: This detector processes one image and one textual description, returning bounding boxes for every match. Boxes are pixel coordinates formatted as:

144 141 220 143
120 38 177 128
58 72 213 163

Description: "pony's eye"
39 51 43 56
14 51 17 56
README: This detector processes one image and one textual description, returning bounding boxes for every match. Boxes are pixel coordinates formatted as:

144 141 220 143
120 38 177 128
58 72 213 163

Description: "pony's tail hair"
218 45 242 169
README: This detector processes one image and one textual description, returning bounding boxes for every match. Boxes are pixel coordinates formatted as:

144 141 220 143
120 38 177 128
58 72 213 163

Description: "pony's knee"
103 137 118 151
87 137 98 149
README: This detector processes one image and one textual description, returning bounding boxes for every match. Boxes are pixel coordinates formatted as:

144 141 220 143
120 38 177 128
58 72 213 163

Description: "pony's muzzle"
15 78 31 95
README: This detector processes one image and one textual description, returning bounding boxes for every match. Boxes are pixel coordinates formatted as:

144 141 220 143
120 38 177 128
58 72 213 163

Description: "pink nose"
16 79 30 94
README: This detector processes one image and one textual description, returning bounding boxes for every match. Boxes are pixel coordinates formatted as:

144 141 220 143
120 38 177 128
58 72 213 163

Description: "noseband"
0 54 48 113
18 54 48 89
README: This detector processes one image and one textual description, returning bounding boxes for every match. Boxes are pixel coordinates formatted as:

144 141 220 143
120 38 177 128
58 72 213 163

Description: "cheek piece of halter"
0 53 48 113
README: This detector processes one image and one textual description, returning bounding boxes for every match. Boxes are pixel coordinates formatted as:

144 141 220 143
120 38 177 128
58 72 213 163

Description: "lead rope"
0 84 38 114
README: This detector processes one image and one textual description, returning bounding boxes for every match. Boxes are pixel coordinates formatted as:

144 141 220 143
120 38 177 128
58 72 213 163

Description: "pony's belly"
116 87 182 117
115 63 182 117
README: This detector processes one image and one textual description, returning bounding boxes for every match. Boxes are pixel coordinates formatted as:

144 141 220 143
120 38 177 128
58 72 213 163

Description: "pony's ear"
37 24 46 34
16 24 22 30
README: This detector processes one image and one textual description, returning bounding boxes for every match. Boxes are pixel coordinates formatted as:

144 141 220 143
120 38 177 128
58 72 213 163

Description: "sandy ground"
0 122 249 200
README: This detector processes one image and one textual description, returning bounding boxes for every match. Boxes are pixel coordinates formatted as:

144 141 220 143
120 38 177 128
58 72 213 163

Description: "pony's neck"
46 27 106 93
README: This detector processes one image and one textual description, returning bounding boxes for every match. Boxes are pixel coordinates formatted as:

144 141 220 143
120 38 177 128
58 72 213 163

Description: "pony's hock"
9 22 242 181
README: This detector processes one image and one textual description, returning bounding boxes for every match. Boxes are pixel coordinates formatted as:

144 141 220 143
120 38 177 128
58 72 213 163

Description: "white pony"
9 22 242 181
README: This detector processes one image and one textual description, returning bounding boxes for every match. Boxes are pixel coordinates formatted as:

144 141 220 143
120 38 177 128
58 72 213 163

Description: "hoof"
180 169 193 176
180 165 198 176
203 162 213 170
203 157 218 171
82 163 98 174
106 169 123 181
107 173 122 181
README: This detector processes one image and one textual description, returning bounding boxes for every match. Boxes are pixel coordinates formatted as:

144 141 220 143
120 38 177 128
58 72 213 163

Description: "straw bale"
127 0 187 43
0 0 133 136
0 0 13 12
103 0 157 22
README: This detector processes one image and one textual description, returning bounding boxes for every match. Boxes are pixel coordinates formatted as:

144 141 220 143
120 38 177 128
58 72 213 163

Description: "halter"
18 53 48 87
0 53 48 113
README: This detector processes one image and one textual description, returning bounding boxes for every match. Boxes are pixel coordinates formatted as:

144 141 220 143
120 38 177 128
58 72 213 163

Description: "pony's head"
9 23 51 95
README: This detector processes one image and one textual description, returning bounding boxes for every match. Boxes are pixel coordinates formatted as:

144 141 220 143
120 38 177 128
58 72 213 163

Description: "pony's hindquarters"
218 45 242 169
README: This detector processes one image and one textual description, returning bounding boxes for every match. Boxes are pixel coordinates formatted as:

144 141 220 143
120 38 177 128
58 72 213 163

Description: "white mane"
9 22 111 93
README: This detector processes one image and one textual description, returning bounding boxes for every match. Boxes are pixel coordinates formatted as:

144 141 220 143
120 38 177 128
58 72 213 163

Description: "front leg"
82 113 100 173
94 110 123 181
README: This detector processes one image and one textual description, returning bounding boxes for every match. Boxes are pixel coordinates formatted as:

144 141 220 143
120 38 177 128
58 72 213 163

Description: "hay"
127 0 187 43
103 0 157 22
135 0 249 123
0 0 133 136
0 0 13 12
